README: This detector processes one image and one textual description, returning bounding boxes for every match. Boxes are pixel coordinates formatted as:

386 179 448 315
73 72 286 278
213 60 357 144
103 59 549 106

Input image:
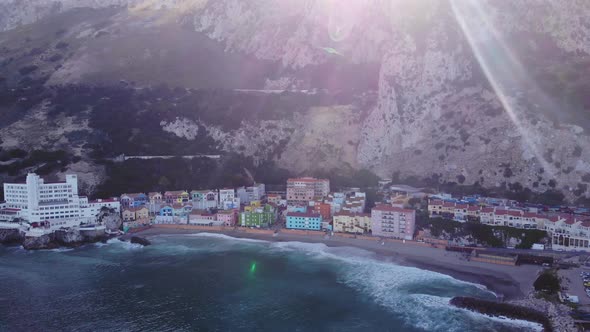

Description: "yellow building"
333 213 371 234
135 206 149 220
427 199 443 217
122 208 136 221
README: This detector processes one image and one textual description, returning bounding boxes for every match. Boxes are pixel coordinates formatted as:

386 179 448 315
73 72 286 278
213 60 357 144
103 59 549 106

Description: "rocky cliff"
22 228 107 250
0 0 589 201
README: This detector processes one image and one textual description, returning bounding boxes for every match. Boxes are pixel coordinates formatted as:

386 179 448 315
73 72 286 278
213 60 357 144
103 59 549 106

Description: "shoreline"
131 227 541 301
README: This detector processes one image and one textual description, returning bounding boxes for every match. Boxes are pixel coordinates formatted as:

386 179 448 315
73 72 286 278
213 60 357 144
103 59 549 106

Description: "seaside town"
4 172 590 330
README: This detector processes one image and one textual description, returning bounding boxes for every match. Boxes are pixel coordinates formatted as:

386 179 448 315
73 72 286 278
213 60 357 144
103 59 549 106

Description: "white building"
79 197 121 220
1 173 120 231
237 183 266 204
218 188 240 209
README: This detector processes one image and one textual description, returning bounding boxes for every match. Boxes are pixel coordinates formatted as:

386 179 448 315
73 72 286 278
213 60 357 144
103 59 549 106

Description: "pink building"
217 209 237 226
371 205 415 240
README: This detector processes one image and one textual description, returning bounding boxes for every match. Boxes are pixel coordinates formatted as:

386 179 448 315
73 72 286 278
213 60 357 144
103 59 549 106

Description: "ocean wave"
47 247 75 252
464 308 544 332
95 238 144 250
182 232 270 244
268 240 529 331
147 235 531 331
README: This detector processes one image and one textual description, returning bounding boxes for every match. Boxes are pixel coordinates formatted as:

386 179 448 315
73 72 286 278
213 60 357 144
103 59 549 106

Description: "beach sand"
132 227 540 301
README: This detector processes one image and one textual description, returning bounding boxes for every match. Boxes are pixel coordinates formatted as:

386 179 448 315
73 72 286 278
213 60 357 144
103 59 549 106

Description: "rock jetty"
450 296 552 331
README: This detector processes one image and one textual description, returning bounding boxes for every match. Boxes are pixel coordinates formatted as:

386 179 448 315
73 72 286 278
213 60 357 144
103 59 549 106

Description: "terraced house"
120 193 148 207
164 191 190 204
191 190 218 210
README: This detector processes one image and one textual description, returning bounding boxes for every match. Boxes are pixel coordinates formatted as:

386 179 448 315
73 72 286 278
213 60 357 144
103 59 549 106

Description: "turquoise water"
0 234 539 331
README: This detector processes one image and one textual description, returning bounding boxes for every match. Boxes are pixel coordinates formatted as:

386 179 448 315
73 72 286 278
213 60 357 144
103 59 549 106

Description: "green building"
239 205 276 227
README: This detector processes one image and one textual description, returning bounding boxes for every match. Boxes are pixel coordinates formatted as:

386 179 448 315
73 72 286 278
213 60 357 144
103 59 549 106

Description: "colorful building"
164 191 189 204
239 205 276 227
159 205 173 217
135 206 149 220
371 205 415 240
312 201 332 221
286 212 322 230
191 190 218 210
120 193 148 207
148 192 163 205
267 193 282 205
122 208 136 221
333 212 371 234
217 209 238 226
172 203 192 217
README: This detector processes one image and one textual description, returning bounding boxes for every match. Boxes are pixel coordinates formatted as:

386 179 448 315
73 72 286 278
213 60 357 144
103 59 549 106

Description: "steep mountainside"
0 0 589 201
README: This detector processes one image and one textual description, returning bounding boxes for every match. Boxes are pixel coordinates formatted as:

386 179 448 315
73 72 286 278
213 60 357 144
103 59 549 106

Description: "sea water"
0 234 541 331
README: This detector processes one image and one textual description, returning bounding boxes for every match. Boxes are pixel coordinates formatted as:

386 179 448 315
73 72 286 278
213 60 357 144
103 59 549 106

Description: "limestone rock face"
161 118 200 141
1 0 590 200
99 210 123 231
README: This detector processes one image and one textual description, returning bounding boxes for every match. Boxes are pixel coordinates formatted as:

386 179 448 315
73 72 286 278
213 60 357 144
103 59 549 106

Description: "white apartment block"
218 188 240 209
237 183 266 204
1 173 120 230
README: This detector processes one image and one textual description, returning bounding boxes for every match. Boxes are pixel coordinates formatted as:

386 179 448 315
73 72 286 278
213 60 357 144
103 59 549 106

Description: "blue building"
159 205 173 217
120 193 148 207
286 212 322 230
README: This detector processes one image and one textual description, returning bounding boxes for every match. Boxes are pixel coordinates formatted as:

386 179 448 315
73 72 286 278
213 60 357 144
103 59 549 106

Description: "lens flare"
451 0 556 179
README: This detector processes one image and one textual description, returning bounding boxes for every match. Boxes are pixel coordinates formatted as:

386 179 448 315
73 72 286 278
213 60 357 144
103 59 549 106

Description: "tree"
533 270 560 294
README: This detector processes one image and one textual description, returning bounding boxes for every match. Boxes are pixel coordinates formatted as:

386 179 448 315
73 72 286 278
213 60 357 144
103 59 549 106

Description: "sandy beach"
131 227 541 301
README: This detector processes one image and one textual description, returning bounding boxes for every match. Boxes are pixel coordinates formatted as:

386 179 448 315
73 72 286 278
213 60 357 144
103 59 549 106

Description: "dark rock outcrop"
450 296 552 331
99 209 123 231
23 233 59 250
130 236 150 246
21 228 109 250
0 229 25 245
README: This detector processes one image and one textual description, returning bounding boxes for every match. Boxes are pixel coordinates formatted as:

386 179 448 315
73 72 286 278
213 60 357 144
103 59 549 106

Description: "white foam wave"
98 238 144 250
45 247 75 252
463 307 544 331
268 240 527 331
183 232 270 244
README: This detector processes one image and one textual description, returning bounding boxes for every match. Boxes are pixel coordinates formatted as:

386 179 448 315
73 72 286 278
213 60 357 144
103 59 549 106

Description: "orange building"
313 202 332 221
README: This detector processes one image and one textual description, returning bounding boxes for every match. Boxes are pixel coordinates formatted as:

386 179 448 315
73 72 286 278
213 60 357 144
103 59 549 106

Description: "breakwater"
450 296 552 331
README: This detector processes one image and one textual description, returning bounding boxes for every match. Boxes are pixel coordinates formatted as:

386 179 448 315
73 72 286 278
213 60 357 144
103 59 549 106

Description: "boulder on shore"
23 233 59 250
130 236 151 246
0 229 25 245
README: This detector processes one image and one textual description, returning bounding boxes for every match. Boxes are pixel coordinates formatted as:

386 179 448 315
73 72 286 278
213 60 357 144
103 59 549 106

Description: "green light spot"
250 262 257 273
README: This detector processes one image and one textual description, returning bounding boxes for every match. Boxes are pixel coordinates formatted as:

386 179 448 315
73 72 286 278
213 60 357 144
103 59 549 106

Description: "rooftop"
372 205 414 213
287 212 321 218
334 212 370 217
